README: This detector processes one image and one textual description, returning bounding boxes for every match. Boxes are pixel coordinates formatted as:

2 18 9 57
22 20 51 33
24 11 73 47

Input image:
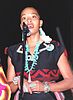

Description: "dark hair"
19 4 43 20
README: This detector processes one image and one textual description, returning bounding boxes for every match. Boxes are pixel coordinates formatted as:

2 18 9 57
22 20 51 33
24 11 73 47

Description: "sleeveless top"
8 40 65 100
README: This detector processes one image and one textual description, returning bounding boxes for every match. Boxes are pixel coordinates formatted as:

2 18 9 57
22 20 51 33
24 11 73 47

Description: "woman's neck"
26 34 42 47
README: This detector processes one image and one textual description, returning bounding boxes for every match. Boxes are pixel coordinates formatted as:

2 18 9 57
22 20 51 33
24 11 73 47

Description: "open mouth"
28 24 34 29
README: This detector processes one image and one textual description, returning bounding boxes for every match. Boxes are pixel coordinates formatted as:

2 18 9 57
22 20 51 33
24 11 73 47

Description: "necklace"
24 41 41 73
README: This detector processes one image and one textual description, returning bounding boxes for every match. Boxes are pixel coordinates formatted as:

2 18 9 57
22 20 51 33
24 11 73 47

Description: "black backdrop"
0 0 73 99
0 0 73 67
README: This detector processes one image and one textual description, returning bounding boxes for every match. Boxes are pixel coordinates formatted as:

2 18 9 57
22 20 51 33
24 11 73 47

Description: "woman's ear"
40 20 43 27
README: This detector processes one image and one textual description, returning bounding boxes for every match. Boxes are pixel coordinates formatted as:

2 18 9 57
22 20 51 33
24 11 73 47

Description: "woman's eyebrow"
21 13 40 17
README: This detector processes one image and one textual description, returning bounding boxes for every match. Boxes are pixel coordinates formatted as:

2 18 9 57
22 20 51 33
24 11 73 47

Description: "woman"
7 6 73 100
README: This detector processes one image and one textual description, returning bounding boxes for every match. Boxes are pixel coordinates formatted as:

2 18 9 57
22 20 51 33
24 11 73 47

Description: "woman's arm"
49 52 73 92
7 56 18 93
7 56 32 94
27 52 73 93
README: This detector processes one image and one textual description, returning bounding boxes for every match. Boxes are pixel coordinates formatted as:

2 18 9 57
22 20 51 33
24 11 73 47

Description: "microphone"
22 22 30 36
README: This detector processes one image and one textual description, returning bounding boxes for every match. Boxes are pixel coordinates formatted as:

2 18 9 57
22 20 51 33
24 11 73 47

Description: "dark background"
0 0 73 68
0 0 73 99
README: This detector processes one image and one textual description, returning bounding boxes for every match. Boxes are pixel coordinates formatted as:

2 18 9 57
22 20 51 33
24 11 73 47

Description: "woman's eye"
23 17 26 20
32 15 37 19
21 17 26 21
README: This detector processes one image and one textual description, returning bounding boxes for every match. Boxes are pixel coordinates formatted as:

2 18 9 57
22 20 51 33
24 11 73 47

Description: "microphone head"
23 22 30 36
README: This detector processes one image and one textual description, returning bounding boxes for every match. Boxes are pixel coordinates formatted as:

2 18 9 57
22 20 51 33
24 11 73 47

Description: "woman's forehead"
21 7 39 17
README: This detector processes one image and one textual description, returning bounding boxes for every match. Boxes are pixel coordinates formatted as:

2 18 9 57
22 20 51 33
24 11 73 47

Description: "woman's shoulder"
9 42 22 48
7 42 23 56
51 40 60 45
50 40 65 49
8 42 22 51
43 40 62 48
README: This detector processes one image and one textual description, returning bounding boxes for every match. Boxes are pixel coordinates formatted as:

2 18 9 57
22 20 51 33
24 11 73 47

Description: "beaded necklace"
25 41 41 73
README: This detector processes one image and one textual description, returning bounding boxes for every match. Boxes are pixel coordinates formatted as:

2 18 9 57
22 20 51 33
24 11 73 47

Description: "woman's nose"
27 17 32 23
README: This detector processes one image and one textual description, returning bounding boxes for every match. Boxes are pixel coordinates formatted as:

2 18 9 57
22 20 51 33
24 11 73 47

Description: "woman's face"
20 7 43 35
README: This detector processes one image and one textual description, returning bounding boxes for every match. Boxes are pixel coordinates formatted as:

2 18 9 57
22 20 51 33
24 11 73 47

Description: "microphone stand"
56 26 68 57
19 23 29 100
56 27 65 48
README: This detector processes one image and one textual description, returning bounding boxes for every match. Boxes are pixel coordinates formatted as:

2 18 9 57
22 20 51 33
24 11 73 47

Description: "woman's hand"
29 80 44 92
23 79 32 94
